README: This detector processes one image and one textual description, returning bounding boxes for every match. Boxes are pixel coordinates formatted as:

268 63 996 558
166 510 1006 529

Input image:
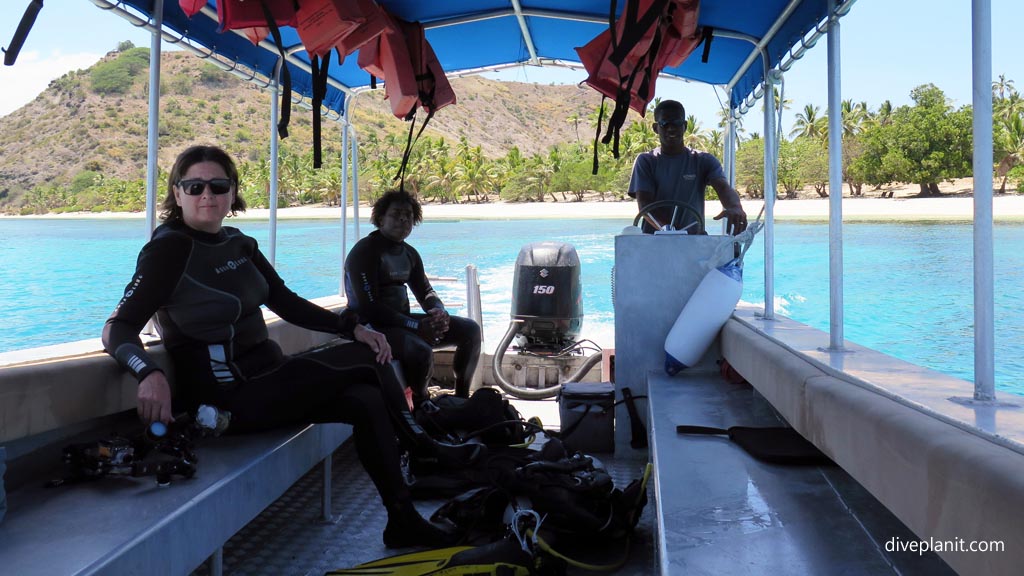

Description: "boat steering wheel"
633 200 705 234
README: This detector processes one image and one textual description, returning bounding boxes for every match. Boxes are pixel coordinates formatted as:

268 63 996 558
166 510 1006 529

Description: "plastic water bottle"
196 404 231 436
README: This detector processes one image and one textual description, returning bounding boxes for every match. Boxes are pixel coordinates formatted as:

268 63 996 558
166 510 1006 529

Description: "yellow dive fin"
325 538 533 575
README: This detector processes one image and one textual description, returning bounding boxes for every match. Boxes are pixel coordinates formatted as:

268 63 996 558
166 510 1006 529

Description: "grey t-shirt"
628 147 726 232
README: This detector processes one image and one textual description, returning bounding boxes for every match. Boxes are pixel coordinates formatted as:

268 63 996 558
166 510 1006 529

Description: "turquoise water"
1 217 1022 396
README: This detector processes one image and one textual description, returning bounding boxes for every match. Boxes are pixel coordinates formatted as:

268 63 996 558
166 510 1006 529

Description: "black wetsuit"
103 221 412 504
344 230 480 402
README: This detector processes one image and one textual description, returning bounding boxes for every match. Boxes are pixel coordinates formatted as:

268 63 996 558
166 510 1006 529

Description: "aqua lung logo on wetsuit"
358 272 375 303
113 274 144 313
214 257 249 274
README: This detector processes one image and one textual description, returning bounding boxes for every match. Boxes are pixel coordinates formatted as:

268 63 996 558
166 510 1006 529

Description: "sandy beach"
8 194 1023 223
4 177 1023 222
249 194 1024 223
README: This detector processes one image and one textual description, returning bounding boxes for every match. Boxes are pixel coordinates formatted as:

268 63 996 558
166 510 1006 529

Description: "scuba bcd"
48 406 230 487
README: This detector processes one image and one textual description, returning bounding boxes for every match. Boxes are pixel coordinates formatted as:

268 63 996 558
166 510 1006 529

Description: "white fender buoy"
665 259 743 375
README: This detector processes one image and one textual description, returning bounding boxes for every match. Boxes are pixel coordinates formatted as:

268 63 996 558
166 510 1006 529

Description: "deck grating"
191 397 655 576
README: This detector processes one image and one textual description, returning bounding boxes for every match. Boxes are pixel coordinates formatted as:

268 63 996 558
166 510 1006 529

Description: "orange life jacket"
358 13 456 120
357 10 457 190
332 0 389 64
230 27 270 45
296 0 377 58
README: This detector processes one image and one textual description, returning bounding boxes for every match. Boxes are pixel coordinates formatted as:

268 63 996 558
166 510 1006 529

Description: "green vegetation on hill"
0 42 1020 215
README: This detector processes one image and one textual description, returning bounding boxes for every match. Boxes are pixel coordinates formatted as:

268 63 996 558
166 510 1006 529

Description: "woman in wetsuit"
102 145 476 548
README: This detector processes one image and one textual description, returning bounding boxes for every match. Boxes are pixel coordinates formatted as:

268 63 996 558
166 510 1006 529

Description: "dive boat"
0 2 1019 575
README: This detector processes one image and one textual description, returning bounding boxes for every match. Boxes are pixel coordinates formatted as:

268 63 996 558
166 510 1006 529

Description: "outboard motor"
493 242 601 399
510 241 583 351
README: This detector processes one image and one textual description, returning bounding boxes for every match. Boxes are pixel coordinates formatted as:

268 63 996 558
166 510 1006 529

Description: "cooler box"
559 382 615 453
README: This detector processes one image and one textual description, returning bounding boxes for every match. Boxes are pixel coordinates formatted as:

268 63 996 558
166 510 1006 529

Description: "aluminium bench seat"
0 420 351 576
647 369 954 575
0 298 355 575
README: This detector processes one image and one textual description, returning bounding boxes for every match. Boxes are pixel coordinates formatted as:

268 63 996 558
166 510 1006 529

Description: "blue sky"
1 1 1021 136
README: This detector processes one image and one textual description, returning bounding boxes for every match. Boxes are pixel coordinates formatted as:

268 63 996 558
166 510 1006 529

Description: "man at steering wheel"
628 99 747 235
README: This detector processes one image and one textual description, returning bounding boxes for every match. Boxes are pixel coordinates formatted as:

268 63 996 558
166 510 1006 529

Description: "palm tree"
790 103 825 140
994 74 1016 101
453 147 495 203
995 114 1024 193
490 146 524 198
707 129 724 158
841 100 867 138
716 107 746 143
874 100 894 127
1000 92 1024 122
771 86 791 113
587 102 610 136
621 119 658 157
422 156 459 203
521 153 555 202
820 100 867 142
566 111 583 150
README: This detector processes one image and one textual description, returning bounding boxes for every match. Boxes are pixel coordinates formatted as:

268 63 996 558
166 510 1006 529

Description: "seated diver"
102 145 481 548
344 189 482 408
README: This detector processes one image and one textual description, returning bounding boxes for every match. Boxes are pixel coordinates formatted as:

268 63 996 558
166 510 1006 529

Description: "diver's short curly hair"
371 189 423 228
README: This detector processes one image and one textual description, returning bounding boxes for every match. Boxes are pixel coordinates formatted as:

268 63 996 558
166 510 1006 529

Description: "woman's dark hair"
160 145 246 223
371 189 423 228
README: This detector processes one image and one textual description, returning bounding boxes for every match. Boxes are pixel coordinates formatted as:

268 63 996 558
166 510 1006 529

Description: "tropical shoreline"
4 194 1024 223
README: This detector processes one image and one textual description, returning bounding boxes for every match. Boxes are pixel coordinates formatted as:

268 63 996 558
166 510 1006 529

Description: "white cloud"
0 50 101 118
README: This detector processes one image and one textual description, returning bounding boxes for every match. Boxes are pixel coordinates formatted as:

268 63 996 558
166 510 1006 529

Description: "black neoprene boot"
392 407 486 468
383 500 458 549
374 361 485 467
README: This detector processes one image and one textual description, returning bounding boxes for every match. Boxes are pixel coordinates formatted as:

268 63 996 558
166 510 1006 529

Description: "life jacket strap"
3 0 44 67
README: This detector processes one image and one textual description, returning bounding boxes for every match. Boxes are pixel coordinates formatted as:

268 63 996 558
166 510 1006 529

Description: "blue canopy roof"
106 0 851 117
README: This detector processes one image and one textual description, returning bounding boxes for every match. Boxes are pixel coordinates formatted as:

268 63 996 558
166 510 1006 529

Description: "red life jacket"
214 0 300 139
578 0 701 115
215 0 297 32
178 0 205 18
576 0 703 168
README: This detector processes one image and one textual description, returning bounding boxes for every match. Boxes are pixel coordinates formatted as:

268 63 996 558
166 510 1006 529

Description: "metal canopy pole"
761 65 777 320
724 115 736 186
972 0 995 401
340 108 350 297
826 0 845 350
144 0 163 237
268 68 281 267
351 128 361 240
510 0 540 64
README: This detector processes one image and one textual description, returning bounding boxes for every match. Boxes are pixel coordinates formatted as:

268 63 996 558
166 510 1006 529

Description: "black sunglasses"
657 119 686 128
178 178 233 196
